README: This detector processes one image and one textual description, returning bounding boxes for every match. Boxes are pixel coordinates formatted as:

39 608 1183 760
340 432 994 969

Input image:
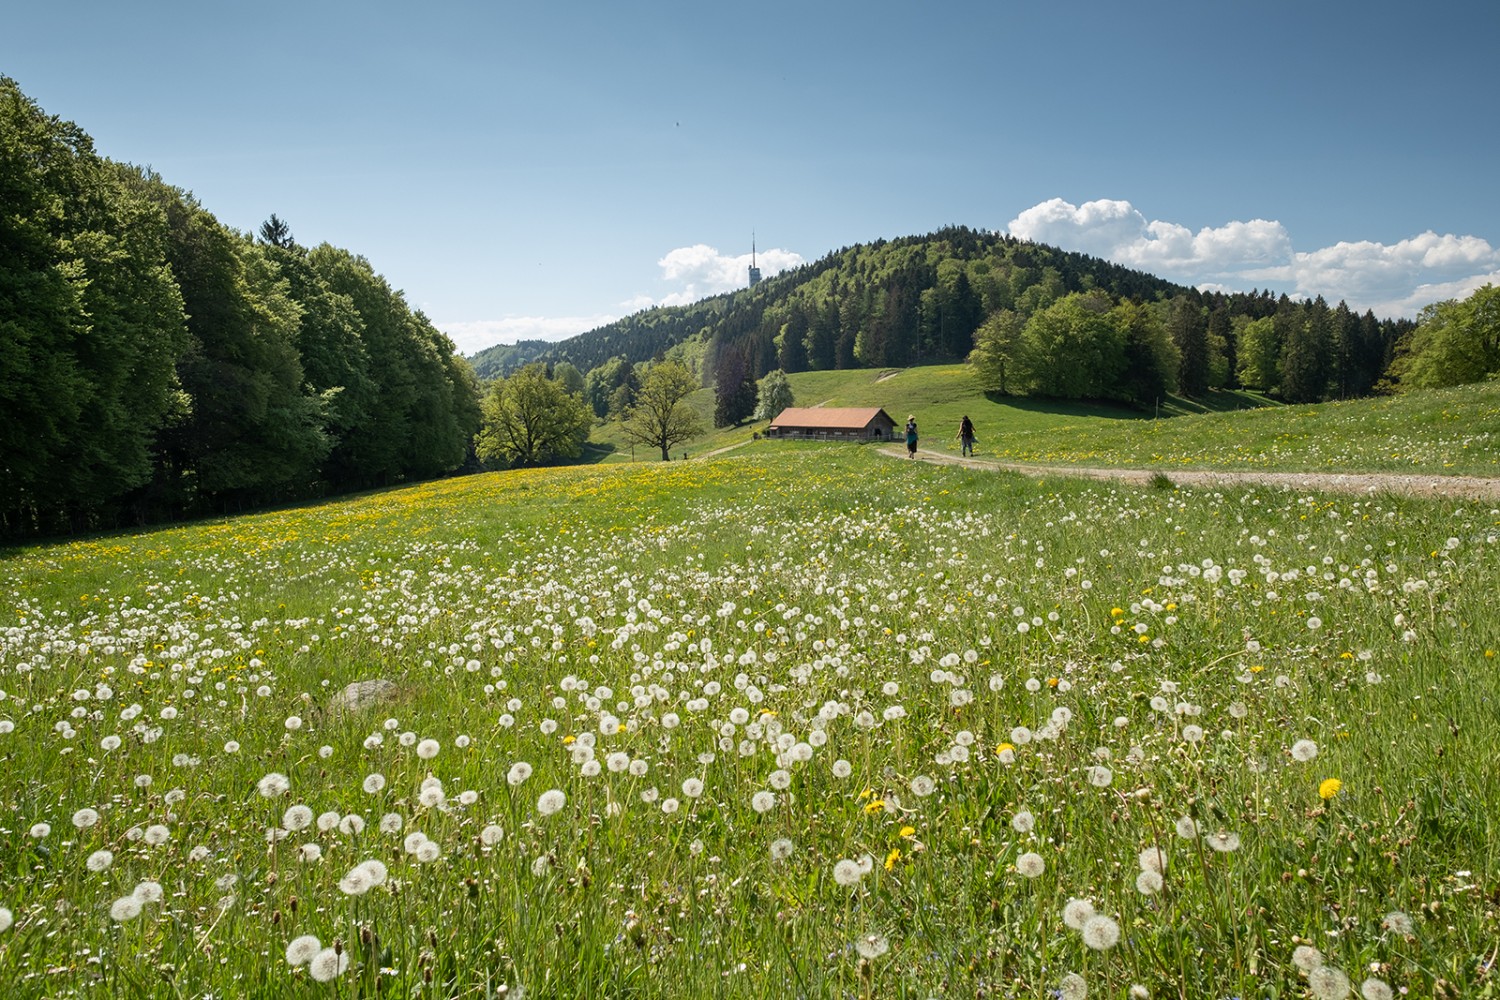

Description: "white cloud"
1006 197 1499 317
437 244 804 354
655 244 804 306
438 314 620 355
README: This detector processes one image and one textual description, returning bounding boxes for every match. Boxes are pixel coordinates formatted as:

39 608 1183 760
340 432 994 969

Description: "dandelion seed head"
1308 965 1351 999
1081 913 1120 951
308 947 349 982
1062 897 1095 930
1015 851 1045 878
286 934 321 966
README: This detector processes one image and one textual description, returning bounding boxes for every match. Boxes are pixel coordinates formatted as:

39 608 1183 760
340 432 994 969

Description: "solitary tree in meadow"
475 364 591 467
622 361 703 460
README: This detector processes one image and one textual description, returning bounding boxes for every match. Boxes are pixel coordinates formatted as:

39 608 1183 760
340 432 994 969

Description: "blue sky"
6 1 1498 354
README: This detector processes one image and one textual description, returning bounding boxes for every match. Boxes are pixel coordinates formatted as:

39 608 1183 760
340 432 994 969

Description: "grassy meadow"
589 365 1500 479
2 430 1499 997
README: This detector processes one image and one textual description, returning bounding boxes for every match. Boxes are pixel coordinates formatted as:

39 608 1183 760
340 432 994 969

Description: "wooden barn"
766 406 898 441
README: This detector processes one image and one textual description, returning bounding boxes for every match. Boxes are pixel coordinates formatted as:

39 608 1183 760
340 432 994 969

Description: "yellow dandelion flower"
1319 778 1342 800
885 848 901 871
863 799 885 815
899 826 916 839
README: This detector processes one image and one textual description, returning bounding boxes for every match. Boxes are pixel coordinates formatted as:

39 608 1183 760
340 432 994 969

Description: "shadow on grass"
982 389 1279 421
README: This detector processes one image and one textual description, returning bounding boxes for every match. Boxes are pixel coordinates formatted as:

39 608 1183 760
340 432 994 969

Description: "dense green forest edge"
2 78 481 537
5 76 1498 539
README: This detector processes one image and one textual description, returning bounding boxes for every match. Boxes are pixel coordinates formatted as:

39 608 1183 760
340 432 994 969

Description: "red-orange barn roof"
768 407 895 431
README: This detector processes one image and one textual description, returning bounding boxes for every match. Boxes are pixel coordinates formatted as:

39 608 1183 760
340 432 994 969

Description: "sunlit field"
2 447 1497 999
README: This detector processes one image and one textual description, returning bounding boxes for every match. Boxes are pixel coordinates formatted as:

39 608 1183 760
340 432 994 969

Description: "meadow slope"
1 447 1497 999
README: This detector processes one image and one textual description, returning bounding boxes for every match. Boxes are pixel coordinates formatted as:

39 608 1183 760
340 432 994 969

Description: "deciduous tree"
475 364 591 467
623 361 703 460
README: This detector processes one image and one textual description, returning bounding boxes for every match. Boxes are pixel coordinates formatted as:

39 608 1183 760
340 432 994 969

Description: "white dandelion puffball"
1291 739 1319 762
110 895 143 921
480 824 504 846
298 843 322 863
1307 965 1352 999
415 840 441 863
403 832 428 855
28 823 50 839
1206 830 1241 853
1062 898 1095 930
770 838 794 861
1292 944 1324 972
1085 765 1113 788
317 811 341 832
283 805 313 831
909 775 936 797
338 868 372 896
380 813 403 834
308 947 349 982
0 907 11 932
1011 810 1035 834
1138 845 1167 874
530 855 551 877
681 778 704 799
854 932 889 959
417 738 440 760
1135 869 1164 895
72 808 100 829
832 858 864 887
1015 852 1046 878
257 772 291 798
1174 815 1200 839
537 789 566 816
507 762 533 786
831 759 853 779
751 790 776 814
143 825 170 846
1360 978 1394 1000
339 814 365 836
362 773 386 794
286 934 321 966
133 881 164 904
1081 913 1121 950
86 850 115 872
357 859 388 885
1381 910 1414 936
1059 972 1088 1000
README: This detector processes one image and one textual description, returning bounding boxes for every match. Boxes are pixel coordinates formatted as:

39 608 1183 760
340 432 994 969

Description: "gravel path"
882 446 1500 501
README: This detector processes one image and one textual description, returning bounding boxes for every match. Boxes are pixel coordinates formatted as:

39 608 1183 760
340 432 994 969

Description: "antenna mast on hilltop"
748 232 762 286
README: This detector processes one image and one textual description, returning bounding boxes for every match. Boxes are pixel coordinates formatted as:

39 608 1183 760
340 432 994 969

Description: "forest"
1 78 480 538
470 226 1422 429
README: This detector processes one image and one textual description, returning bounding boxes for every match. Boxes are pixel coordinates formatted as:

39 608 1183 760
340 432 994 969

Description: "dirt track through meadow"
880 446 1500 501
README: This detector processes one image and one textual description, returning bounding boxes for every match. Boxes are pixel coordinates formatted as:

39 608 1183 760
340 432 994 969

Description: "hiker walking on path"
958 414 975 457
905 415 919 458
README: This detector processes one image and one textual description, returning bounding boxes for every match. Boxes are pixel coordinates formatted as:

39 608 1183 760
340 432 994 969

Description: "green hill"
590 365 1499 477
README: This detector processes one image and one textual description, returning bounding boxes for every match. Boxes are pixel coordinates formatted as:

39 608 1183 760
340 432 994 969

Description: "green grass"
606 365 1500 478
2 446 1498 998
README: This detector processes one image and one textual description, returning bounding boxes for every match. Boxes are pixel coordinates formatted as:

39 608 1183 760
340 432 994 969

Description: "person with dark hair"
904 415 918 458
958 414 975 457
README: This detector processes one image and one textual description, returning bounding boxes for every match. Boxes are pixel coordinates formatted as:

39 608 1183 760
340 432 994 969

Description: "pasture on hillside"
1 446 1497 999
591 365 1500 479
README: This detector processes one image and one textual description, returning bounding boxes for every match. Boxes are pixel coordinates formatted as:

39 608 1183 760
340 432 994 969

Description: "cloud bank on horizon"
1006 198 1500 320
444 200 1500 355
441 245 804 354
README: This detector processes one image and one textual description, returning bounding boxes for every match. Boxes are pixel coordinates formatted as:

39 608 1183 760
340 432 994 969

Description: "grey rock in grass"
330 679 400 715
